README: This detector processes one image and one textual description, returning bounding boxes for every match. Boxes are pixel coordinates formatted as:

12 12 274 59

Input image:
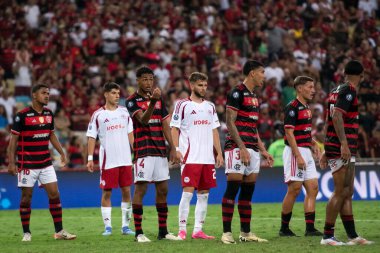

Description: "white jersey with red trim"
170 99 220 164
86 106 133 170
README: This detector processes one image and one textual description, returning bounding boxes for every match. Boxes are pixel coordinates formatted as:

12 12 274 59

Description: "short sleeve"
11 113 23 135
161 99 169 120
126 98 142 119
127 115 133 134
211 103 220 129
170 100 183 128
226 89 243 111
335 87 356 114
284 105 297 129
86 112 99 138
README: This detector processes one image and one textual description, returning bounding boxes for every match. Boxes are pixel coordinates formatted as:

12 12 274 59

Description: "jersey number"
235 150 240 160
212 168 216 179
139 159 145 168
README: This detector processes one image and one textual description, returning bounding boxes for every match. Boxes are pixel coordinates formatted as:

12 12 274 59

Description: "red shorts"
100 166 132 189
181 164 216 190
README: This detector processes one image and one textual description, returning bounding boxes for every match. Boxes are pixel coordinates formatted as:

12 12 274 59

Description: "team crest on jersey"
346 94 353 101
233 91 239 99
137 171 144 178
22 178 27 184
289 110 295 117
174 114 179 120
234 164 241 171
39 117 44 123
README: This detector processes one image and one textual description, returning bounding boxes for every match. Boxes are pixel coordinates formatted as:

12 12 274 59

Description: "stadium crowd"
0 0 380 169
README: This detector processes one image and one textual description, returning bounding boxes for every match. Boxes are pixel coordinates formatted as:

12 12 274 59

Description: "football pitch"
1 201 379 253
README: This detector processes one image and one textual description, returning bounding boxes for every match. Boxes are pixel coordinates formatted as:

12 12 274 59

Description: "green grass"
0 201 379 253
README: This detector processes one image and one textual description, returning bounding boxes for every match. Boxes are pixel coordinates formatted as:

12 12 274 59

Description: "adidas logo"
191 110 197 114
104 118 109 123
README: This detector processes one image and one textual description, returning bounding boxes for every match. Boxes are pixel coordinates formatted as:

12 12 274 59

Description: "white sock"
101 206 112 228
178 192 193 231
194 193 209 233
121 202 132 227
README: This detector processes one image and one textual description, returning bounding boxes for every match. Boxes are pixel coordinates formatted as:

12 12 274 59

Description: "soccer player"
86 82 135 236
170 72 224 240
221 60 274 244
7 84 76 242
126 66 180 242
279 76 322 237
320 60 374 246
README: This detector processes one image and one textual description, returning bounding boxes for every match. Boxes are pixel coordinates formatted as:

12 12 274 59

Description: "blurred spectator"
0 104 9 132
267 124 285 167
0 88 16 124
66 136 85 169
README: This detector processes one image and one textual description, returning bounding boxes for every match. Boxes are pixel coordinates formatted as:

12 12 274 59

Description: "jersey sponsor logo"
191 110 197 115
194 119 210 125
43 111 50 115
289 110 295 117
233 91 239 98
106 124 125 131
27 113 34 116
33 133 50 138
173 114 179 120
184 177 190 183
148 119 161 124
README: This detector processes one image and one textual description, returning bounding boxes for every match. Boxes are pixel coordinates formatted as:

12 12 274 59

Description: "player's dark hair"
293 76 314 88
136 66 154 77
31 84 49 94
103 82 120 93
189 72 208 83
243 60 264 76
344 60 364 76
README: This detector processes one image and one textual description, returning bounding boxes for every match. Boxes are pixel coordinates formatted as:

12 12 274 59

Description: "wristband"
88 155 93 161
175 147 180 152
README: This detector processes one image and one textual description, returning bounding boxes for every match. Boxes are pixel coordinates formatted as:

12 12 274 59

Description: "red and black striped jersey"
11 107 54 170
325 83 359 159
284 99 312 148
225 83 259 151
126 93 169 161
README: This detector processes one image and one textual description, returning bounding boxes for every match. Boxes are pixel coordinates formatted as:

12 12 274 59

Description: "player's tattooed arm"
226 108 245 149
332 109 351 161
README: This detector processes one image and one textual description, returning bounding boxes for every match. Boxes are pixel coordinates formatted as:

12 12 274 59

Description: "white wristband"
88 155 93 161
175 147 180 152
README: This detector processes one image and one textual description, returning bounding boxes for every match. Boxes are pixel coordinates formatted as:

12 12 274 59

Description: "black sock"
156 203 168 236
222 181 241 233
323 222 335 239
305 212 315 231
341 215 358 239
238 182 255 233
281 212 292 230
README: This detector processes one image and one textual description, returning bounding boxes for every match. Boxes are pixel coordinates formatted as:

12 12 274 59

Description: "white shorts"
17 165 57 187
283 146 318 183
328 156 356 174
224 148 260 176
134 156 170 183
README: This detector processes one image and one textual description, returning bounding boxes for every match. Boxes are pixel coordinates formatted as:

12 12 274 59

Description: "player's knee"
289 185 302 196
157 187 168 197
48 191 60 200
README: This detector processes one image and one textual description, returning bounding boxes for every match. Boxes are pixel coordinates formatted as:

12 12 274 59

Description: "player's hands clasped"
149 88 161 101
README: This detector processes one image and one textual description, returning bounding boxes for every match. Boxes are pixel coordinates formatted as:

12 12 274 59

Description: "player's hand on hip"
240 147 251 167
319 152 328 170
296 155 306 170
215 153 224 168
8 163 17 176
150 88 161 101
87 161 94 173
262 151 274 167
340 143 351 163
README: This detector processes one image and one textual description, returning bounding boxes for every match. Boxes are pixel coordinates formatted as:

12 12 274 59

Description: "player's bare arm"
212 128 224 168
285 128 306 169
226 107 250 166
319 113 329 169
332 110 351 161
311 138 322 160
135 88 161 125
50 132 67 166
258 134 274 167
163 117 176 163
171 126 183 164
7 133 19 176
128 132 134 151
87 137 96 172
